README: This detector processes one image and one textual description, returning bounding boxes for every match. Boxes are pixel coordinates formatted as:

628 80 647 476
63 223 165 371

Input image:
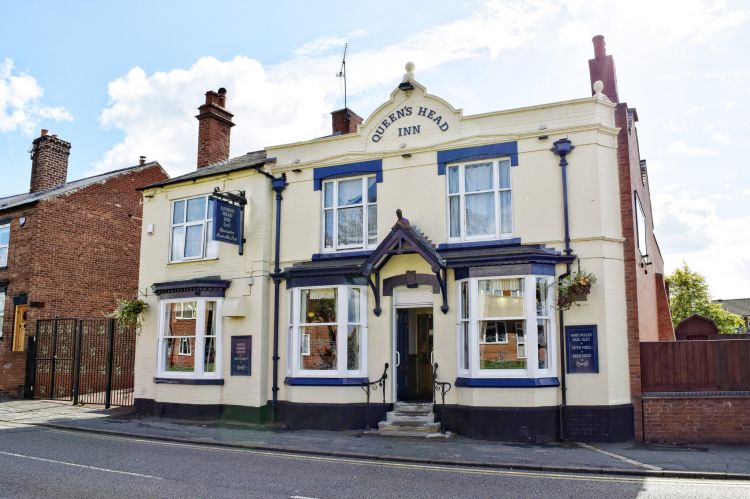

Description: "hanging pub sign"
565 325 599 374
210 188 247 255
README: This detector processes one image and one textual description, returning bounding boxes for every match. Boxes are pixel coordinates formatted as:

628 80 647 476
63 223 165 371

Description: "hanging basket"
556 270 596 311
109 298 149 333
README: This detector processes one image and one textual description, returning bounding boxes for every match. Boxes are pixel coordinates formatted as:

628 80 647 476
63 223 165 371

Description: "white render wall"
135 80 631 411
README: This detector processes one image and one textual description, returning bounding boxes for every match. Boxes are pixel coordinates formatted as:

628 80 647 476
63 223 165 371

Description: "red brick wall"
0 164 168 397
0 205 37 396
643 395 750 444
29 134 71 193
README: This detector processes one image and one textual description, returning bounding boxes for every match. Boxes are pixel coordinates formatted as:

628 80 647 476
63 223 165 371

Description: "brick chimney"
29 129 71 193
588 35 619 103
196 87 234 168
331 108 363 135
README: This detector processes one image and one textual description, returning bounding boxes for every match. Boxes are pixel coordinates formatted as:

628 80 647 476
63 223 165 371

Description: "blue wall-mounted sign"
211 196 245 255
230 335 252 376
565 325 599 374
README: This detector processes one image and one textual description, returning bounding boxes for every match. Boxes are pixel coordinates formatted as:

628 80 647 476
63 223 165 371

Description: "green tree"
666 263 744 334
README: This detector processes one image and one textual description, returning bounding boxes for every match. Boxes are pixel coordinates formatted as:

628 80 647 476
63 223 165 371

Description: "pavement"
1 398 749 480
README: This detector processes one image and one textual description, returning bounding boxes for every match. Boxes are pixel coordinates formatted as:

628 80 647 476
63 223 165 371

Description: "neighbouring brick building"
0 130 168 397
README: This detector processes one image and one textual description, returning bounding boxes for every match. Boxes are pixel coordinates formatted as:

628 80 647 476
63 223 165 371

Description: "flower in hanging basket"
556 270 597 311
108 298 149 333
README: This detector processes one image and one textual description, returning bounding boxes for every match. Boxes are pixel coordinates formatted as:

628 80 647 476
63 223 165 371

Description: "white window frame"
446 158 513 243
480 321 509 344
174 302 197 320
0 291 5 338
455 275 556 379
156 298 223 379
169 195 219 262
0 222 9 267
288 285 368 378
321 176 377 252
178 337 192 356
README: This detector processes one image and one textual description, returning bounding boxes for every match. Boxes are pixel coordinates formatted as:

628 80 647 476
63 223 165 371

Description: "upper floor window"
635 192 647 257
170 196 218 262
322 176 377 251
0 291 5 338
447 159 512 241
0 222 9 267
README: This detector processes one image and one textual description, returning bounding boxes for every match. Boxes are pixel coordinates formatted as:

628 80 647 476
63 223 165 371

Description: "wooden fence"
641 339 750 392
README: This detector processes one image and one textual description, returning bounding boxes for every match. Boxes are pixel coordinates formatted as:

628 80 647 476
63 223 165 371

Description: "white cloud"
91 0 557 176
654 193 750 298
684 104 708 115
667 141 714 158
0 58 73 134
711 131 730 145
724 100 737 110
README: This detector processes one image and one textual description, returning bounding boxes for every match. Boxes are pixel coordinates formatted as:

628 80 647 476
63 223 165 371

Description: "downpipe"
552 138 575 441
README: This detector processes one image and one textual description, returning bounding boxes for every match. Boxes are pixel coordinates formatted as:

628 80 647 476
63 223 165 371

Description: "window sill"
167 257 220 265
455 377 559 388
285 376 369 386
437 238 521 251
154 377 224 385
312 250 373 261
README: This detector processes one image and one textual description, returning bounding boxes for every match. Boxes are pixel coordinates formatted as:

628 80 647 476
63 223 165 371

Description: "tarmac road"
0 426 747 498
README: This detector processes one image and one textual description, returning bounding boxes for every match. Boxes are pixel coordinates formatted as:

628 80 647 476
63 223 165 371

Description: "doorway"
395 307 433 402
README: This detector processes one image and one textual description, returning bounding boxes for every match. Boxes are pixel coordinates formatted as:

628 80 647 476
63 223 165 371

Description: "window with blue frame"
447 158 512 242
322 176 377 251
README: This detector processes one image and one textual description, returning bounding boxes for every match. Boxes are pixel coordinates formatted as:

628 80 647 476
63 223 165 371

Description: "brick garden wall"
642 395 750 444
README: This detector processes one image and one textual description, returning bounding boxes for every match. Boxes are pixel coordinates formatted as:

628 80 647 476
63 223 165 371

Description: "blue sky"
1 0 749 297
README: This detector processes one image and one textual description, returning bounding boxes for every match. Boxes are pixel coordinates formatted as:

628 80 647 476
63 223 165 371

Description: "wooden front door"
415 312 434 400
12 304 28 352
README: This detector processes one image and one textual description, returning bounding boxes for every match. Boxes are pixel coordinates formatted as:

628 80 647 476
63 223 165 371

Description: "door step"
366 402 452 438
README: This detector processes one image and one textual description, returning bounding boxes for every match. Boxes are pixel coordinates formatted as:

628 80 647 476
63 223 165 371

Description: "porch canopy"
360 210 448 316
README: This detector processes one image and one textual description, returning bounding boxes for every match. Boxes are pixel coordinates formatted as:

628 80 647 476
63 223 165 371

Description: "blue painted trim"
313 160 383 190
437 238 521 251
454 377 560 388
437 141 519 175
284 377 369 386
311 250 373 261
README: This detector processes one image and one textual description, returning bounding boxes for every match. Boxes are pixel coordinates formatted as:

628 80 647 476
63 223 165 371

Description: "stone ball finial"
403 62 415 83
593 80 605 97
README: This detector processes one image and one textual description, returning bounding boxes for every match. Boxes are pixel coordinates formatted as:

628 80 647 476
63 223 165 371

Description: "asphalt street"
0 425 747 499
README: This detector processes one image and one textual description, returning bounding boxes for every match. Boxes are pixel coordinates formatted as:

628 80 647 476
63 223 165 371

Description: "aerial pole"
336 43 348 111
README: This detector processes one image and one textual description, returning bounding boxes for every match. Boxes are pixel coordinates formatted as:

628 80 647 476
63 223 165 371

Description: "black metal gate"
26 318 136 407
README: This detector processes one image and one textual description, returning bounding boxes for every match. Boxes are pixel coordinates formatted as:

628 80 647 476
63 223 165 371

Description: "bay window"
447 158 512 241
170 195 219 262
288 285 367 377
322 176 377 251
157 298 221 378
457 275 555 380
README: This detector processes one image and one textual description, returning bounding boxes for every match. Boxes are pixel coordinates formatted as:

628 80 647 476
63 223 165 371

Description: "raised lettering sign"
371 105 450 142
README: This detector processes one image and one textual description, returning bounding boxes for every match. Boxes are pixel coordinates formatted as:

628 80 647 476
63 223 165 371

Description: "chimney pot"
41 129 49 137
592 35 606 58
588 34 619 103
139 155 146 166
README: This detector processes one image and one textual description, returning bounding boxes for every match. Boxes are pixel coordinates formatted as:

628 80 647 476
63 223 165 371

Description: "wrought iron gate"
26 318 136 407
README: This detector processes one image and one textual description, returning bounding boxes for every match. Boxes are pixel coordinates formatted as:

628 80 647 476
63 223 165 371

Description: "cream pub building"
134 36 673 442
